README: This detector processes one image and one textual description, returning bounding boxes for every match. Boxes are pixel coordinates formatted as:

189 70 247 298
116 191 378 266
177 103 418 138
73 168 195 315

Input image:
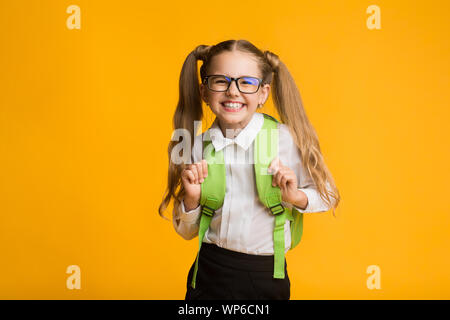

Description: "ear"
200 83 208 104
259 83 271 105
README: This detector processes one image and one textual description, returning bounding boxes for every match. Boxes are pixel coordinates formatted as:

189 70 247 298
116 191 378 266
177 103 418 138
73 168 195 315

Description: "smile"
220 102 246 112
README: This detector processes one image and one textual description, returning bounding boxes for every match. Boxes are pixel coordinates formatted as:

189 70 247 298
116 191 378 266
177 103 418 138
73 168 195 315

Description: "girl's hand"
181 159 208 210
268 157 300 205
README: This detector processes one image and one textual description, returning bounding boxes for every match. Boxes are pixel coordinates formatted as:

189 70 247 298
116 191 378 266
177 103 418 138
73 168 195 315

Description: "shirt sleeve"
172 199 201 240
171 132 204 240
278 123 333 213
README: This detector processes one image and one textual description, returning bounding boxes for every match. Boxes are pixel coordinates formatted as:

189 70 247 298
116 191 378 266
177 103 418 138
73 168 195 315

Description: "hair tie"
194 45 212 61
264 50 280 72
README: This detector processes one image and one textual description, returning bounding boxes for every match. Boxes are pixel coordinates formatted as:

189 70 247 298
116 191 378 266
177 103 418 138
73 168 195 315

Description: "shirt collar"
204 112 264 152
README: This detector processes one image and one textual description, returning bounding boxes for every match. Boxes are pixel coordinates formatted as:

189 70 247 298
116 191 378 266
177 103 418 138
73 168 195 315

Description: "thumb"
268 156 280 174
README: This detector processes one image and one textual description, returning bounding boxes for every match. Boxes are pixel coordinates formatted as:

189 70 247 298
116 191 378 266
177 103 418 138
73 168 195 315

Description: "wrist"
184 197 200 211
293 190 308 210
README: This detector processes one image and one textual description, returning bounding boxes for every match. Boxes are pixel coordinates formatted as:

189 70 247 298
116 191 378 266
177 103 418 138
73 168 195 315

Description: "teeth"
223 103 244 108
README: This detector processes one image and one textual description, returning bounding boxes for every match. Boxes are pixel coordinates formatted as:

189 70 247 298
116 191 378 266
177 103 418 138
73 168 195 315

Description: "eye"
240 77 259 85
211 76 229 84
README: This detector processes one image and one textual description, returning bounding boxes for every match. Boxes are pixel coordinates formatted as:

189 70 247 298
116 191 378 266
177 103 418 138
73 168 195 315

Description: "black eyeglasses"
202 75 263 94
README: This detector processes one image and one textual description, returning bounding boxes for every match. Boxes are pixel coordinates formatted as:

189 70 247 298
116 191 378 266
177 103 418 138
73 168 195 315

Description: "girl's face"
200 50 270 133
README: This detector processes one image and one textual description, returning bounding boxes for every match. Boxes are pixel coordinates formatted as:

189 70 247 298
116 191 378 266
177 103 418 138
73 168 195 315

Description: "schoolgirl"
159 39 340 300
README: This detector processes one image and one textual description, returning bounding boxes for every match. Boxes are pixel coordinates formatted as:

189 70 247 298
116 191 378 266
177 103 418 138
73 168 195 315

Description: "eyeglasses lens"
208 76 259 93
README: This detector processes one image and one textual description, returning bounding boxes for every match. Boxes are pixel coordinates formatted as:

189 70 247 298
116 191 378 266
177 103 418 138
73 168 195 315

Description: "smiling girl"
159 39 340 300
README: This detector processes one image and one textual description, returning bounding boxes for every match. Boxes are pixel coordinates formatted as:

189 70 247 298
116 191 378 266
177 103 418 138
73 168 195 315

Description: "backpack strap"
255 114 304 252
254 114 287 279
190 139 226 289
289 207 303 249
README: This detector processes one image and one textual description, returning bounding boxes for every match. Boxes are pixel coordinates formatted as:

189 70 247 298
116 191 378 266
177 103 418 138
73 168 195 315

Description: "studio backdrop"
0 0 449 299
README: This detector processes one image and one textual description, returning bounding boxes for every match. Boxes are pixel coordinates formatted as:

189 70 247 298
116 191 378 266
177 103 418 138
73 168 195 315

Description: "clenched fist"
268 156 302 205
181 159 208 211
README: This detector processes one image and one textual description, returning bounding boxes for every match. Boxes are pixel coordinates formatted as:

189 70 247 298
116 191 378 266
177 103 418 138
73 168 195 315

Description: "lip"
222 100 245 104
221 102 246 113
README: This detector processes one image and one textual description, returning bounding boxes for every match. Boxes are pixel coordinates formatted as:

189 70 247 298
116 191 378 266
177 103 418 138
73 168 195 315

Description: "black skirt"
185 242 290 300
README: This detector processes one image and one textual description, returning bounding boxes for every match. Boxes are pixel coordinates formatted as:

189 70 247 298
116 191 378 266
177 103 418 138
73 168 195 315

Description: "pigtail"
264 50 340 217
158 45 211 220
159 39 339 220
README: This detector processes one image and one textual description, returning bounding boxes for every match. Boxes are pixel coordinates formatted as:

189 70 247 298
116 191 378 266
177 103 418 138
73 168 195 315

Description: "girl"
159 39 340 300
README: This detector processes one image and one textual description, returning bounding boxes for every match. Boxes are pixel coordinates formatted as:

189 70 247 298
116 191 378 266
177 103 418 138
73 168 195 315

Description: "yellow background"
1 0 449 299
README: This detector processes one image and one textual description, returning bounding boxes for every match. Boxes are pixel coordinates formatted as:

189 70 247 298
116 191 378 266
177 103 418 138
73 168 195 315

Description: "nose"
226 79 240 96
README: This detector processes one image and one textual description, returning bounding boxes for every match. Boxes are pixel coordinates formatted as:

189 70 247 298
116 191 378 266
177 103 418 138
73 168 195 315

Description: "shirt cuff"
292 188 330 213
178 199 201 222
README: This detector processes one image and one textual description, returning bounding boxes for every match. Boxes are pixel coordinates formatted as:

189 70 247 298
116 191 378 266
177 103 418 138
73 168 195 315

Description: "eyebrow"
212 74 260 78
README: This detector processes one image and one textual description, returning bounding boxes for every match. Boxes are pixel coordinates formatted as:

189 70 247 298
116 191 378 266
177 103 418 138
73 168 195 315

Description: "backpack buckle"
269 203 285 215
201 204 215 217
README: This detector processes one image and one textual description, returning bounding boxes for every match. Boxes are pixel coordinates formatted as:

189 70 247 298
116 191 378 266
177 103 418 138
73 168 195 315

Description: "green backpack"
190 113 304 289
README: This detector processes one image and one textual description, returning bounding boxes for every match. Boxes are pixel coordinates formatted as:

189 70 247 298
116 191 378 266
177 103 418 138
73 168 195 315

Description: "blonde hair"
158 39 340 220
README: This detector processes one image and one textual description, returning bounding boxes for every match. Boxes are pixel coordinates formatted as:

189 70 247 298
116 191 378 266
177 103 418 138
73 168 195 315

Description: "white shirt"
172 112 332 255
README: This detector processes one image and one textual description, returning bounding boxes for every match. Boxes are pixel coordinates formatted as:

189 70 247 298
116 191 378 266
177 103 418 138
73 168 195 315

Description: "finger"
276 171 284 187
183 170 195 184
195 162 204 182
268 157 280 174
273 170 282 187
272 169 278 186
280 170 291 187
280 169 291 188
202 159 208 178
288 172 298 189
273 167 282 186
279 179 287 194
280 175 288 189
191 166 199 184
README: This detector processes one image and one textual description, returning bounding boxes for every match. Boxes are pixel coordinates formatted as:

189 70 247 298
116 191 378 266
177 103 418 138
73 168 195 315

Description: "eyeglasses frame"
202 74 264 94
